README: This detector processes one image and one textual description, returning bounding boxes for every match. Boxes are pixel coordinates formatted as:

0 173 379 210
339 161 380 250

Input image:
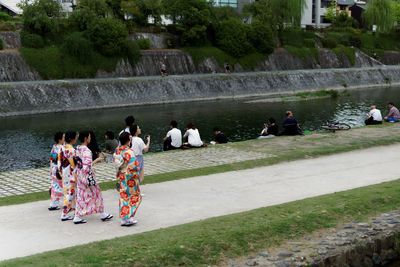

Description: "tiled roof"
337 0 355 6
0 0 22 14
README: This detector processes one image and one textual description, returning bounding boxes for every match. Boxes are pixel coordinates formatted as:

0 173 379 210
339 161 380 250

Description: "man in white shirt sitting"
163 120 182 151
365 105 383 125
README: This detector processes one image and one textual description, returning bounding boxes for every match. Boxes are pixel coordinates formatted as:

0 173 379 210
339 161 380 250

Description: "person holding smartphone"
129 124 150 184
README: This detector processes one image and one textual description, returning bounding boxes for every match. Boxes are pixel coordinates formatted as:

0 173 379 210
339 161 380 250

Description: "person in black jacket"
281 111 303 136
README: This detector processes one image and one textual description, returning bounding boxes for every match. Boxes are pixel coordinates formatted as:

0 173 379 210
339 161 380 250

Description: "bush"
21 32 45 48
216 18 253 57
0 39 3 50
280 29 304 47
304 38 315 48
19 0 62 38
0 11 12 21
248 21 274 54
333 45 356 65
86 17 128 56
285 46 318 61
122 40 141 66
0 21 17 31
20 46 118 79
136 38 151 50
61 32 93 64
321 37 338 49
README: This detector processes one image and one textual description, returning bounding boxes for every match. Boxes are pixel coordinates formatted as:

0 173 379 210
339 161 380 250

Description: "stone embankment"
231 211 400 267
0 66 400 116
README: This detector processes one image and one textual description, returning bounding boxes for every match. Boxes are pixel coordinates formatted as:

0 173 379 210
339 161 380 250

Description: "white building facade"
301 0 335 28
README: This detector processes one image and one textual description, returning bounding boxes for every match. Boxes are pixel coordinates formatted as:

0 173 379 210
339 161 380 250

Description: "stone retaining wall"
231 210 400 267
1 66 400 116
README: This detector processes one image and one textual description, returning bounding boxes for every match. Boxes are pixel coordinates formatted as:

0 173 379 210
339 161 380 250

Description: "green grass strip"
2 179 400 266
1 124 399 207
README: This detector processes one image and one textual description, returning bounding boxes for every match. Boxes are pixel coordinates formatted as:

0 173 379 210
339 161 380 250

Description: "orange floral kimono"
115 145 142 221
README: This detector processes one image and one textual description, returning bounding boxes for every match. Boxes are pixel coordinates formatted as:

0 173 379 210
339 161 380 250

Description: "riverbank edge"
0 66 399 117
2 179 400 266
1 124 399 207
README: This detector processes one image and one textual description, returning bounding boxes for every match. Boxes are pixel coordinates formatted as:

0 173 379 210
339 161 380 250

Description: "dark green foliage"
86 18 128 56
216 18 253 57
0 38 3 50
280 29 316 47
122 40 141 66
248 21 274 54
303 38 315 48
332 12 357 28
61 32 93 64
19 0 63 38
67 8 97 31
162 0 213 46
20 46 118 79
322 37 338 49
0 11 12 21
20 32 45 48
333 45 356 66
136 38 151 50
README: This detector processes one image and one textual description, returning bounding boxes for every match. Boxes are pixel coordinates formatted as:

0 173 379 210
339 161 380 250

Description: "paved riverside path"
0 146 266 197
1 145 400 261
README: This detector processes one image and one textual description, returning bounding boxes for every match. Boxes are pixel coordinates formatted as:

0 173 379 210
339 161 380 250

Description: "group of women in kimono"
48 130 142 227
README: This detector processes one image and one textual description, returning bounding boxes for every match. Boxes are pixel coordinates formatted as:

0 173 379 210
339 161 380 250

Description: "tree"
363 0 395 32
162 0 213 45
325 0 337 23
246 0 307 31
86 17 128 56
121 0 162 26
18 0 63 38
216 18 253 57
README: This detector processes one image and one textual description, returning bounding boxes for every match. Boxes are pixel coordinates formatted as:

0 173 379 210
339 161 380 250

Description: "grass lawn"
2 179 400 266
0 124 399 207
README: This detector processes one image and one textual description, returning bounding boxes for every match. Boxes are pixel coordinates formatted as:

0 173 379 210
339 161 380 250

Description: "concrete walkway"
1 145 400 261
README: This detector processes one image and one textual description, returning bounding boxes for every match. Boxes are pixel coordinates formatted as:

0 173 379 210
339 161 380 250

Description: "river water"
0 86 399 172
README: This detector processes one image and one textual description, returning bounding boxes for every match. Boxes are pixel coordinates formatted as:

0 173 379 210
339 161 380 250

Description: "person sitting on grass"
259 118 279 138
281 111 303 136
163 120 182 151
212 127 228 144
384 102 400 122
365 105 383 125
182 123 205 149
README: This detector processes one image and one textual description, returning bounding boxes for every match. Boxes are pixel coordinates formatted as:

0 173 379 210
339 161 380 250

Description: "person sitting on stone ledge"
365 105 383 125
211 127 228 145
281 111 303 136
163 120 182 151
384 102 400 122
259 118 279 138
182 123 206 149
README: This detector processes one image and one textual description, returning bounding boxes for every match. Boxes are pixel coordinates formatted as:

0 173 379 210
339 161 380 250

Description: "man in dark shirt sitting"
281 111 303 136
213 127 228 144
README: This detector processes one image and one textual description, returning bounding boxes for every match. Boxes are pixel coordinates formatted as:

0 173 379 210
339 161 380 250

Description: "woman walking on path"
115 132 142 227
59 131 78 221
130 124 150 184
48 132 64 211
73 131 113 224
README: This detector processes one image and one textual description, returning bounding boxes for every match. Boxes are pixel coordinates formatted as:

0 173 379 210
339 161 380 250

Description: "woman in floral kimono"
59 131 78 221
73 131 113 224
48 132 64 211
115 132 142 227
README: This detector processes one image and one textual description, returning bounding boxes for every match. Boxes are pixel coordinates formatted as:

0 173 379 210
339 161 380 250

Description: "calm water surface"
0 86 399 172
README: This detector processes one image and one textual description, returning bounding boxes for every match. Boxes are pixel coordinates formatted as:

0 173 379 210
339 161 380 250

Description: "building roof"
0 0 22 15
337 0 355 6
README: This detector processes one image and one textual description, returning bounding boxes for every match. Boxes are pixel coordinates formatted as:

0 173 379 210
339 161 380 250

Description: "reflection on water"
0 86 399 172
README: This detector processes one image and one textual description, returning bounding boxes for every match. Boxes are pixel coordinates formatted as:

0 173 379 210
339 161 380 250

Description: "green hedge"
136 38 151 50
333 45 356 66
20 46 118 79
20 32 45 48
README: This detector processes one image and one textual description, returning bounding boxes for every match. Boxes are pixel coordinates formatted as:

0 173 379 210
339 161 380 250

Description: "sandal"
61 215 74 222
48 206 60 211
101 214 114 222
73 219 87 225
